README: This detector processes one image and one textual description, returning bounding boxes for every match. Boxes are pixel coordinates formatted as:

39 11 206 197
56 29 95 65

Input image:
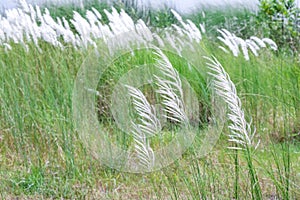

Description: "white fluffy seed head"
206 56 259 149
262 38 278 51
218 29 278 61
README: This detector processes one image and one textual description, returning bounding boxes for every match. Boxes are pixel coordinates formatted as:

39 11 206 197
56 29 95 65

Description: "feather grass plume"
153 47 188 125
124 47 189 169
217 29 277 61
125 85 157 169
206 56 259 149
206 56 262 199
126 85 161 137
131 123 155 169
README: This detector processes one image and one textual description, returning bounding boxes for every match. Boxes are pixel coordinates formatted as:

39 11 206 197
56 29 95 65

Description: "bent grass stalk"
206 56 262 199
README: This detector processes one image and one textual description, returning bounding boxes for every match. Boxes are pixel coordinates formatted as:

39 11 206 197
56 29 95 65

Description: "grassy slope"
0 3 299 200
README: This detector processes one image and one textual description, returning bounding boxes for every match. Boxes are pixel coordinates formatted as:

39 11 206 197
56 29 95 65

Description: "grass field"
0 0 299 199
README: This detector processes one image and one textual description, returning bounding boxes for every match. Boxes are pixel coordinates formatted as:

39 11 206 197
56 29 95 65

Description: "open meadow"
0 0 299 199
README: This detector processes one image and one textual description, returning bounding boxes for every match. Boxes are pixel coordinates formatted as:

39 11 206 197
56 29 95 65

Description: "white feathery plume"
35 5 43 24
250 36 266 48
235 37 249 60
86 10 98 25
152 33 165 47
71 11 91 38
0 28 4 42
86 10 102 39
131 123 155 169
154 47 188 124
135 19 153 41
62 17 71 30
206 56 259 149
262 38 278 51
171 9 183 22
218 29 278 60
246 39 260 50
175 37 185 48
125 85 157 169
104 8 133 35
120 9 135 30
56 17 63 28
187 19 202 42
199 23 206 34
165 32 180 55
246 39 259 57
91 7 102 20
172 24 185 37
28 4 36 22
18 0 30 13
217 29 239 57
0 2 204 53
171 9 203 43
3 43 12 52
125 85 161 137
218 46 230 53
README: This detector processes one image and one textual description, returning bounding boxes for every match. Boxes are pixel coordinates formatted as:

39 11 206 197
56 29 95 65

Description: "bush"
257 0 300 52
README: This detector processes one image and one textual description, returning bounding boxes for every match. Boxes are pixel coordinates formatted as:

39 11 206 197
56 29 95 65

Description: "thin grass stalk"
234 146 239 200
280 54 291 200
282 142 290 199
272 143 285 197
245 145 262 199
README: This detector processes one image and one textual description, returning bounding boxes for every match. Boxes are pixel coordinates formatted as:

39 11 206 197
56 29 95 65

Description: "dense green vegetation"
0 0 299 199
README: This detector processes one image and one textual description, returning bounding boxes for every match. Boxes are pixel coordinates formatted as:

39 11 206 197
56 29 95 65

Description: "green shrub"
257 0 300 52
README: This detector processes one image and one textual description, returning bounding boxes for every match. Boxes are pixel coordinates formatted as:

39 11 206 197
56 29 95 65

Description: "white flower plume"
218 29 278 61
153 47 188 125
126 85 158 169
206 56 259 149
